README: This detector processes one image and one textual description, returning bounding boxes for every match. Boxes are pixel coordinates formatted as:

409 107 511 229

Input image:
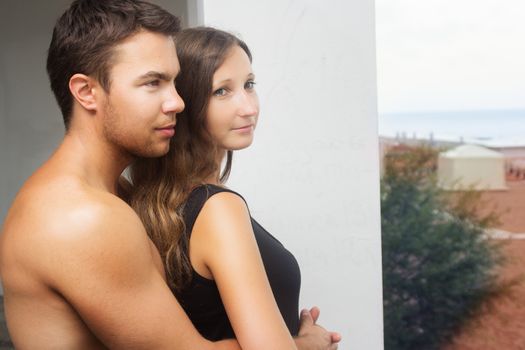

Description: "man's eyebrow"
136 71 173 81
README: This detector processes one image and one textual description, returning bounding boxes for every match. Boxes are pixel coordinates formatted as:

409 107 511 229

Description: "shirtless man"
0 0 339 349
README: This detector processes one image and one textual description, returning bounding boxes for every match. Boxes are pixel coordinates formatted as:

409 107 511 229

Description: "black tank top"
175 184 301 340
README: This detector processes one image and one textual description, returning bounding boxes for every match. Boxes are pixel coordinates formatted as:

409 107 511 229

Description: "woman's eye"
245 81 256 90
213 88 227 97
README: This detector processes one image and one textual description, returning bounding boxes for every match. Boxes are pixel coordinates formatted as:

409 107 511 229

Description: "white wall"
200 1 384 349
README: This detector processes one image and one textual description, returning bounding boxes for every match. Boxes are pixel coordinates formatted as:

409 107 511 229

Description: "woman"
129 27 339 349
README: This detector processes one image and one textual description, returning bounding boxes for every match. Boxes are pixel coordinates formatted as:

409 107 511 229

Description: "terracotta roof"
445 180 525 349
480 181 525 233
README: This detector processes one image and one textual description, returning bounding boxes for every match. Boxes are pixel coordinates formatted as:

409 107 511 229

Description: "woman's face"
206 45 259 152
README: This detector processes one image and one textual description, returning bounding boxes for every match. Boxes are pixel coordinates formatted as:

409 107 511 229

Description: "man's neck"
54 131 132 194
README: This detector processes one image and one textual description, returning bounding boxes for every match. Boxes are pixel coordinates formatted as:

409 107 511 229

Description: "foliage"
382 145 503 350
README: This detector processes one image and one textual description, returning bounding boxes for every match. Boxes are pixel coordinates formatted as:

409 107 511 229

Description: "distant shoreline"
378 109 525 149
379 135 461 150
379 135 525 162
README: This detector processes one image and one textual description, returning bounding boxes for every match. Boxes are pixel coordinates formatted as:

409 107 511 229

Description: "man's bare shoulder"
4 171 141 233
0 172 148 284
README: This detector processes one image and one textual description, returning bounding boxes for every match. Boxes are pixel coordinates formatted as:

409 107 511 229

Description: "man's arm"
39 197 238 350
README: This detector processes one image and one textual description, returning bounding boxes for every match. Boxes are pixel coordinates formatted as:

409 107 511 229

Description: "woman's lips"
233 125 254 133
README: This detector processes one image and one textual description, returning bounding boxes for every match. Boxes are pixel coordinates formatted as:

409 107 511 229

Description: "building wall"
0 0 189 298
0 1 383 348
200 1 383 348
0 0 188 225
0 0 63 219
0 4 71 294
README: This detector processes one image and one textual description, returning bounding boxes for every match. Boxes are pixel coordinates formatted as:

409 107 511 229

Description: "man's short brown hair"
46 0 181 129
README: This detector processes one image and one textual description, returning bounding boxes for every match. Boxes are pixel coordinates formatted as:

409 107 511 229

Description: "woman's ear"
69 73 99 112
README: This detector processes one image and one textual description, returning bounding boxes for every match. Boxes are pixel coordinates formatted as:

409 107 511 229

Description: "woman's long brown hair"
128 27 252 292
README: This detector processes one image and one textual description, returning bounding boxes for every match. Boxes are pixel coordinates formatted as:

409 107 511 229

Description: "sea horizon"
378 109 525 148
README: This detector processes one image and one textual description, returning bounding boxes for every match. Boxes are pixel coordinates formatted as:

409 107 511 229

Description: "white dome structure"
438 144 507 191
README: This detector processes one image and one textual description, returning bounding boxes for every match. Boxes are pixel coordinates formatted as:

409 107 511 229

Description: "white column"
201 1 383 348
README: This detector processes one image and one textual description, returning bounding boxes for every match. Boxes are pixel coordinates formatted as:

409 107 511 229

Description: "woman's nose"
237 91 259 117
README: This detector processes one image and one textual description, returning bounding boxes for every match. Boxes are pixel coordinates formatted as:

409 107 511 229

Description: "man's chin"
131 145 170 159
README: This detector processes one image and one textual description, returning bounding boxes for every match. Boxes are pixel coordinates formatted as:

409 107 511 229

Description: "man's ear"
69 73 100 112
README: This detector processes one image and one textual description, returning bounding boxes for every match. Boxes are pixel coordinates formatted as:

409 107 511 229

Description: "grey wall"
0 0 69 230
152 0 190 27
0 17 7 247
0 0 190 294
0 0 191 223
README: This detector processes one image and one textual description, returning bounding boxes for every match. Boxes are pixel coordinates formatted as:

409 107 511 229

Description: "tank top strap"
183 184 245 236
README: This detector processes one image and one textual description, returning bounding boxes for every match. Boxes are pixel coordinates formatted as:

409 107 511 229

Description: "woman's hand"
295 307 341 350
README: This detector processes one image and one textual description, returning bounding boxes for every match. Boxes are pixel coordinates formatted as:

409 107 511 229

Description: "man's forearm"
210 339 242 350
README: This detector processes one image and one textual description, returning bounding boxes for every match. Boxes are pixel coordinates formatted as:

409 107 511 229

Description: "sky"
375 0 525 114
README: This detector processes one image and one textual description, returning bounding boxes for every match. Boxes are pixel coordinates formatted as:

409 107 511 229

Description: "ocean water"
379 109 525 147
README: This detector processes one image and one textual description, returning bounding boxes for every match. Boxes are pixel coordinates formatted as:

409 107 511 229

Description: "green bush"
382 146 502 350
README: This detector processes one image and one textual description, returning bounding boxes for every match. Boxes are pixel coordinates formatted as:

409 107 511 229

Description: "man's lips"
156 124 176 137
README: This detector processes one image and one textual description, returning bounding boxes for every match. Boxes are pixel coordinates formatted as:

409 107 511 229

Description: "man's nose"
162 85 185 114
